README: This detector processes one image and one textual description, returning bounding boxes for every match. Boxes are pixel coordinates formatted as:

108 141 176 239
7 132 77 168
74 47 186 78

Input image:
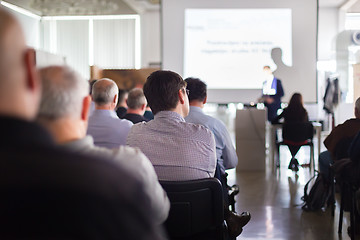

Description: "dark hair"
284 92 308 122
89 80 97 94
185 77 207 102
143 70 186 115
118 89 128 103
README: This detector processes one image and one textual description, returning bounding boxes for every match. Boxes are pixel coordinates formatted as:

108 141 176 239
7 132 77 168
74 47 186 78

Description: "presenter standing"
262 66 284 121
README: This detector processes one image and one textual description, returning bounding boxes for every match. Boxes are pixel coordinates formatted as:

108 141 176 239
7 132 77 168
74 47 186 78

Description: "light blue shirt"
87 109 133 149
185 106 238 173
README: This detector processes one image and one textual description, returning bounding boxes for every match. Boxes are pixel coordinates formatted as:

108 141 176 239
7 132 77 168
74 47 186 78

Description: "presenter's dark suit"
263 78 284 121
0 116 165 240
123 113 150 124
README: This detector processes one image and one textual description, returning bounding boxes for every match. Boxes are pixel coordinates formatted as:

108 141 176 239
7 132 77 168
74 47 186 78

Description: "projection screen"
161 0 318 103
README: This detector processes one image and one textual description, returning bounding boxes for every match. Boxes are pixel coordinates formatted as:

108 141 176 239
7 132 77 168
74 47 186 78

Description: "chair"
160 178 226 240
276 122 314 172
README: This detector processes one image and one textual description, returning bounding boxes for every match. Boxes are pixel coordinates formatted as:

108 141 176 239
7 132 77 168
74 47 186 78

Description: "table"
269 122 322 171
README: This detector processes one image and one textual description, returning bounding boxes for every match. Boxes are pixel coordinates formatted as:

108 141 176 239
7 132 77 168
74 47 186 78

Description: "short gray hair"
127 88 147 110
38 66 89 120
355 97 360 112
92 78 118 106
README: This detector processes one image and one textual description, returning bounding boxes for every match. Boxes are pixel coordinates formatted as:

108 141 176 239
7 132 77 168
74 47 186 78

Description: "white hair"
91 78 119 106
38 65 89 120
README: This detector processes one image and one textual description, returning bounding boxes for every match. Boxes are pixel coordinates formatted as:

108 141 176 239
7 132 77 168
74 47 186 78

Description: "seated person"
37 66 170 225
0 7 164 239
126 70 250 238
144 105 154 120
319 97 360 179
272 93 309 171
116 89 128 118
184 78 238 197
123 88 150 124
87 79 133 148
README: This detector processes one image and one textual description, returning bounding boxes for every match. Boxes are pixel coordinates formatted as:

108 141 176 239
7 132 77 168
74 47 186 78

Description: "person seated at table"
272 93 309 171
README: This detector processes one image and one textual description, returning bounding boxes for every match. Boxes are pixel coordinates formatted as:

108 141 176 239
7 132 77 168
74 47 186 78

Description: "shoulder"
180 121 215 143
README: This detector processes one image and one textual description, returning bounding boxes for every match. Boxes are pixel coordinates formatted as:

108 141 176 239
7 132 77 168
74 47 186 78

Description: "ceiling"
1 0 359 16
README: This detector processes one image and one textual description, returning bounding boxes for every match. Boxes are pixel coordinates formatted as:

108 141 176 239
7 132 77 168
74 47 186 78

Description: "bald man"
87 78 133 148
0 7 165 239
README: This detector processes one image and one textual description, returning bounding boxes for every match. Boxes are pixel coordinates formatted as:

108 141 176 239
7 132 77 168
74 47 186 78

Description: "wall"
318 8 339 61
140 10 161 68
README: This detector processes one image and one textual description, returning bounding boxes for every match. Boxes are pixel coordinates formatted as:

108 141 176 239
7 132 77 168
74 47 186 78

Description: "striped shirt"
127 111 216 181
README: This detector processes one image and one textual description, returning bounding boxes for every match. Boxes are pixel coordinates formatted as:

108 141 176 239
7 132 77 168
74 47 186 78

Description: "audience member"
123 88 149 124
127 70 250 238
88 79 97 116
184 78 238 190
272 92 308 124
116 89 128 118
144 105 154 120
37 65 170 224
0 7 165 239
319 97 360 179
272 93 309 171
87 78 133 148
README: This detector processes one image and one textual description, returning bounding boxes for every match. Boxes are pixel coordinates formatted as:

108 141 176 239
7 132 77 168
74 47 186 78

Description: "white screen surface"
184 9 292 89
162 0 318 103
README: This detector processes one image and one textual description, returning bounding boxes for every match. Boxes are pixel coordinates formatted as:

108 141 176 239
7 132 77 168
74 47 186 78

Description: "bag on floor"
301 171 331 211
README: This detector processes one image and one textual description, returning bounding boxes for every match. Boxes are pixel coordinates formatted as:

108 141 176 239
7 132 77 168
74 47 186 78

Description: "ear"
203 96 207 105
81 95 92 121
113 94 118 105
24 48 39 92
141 103 146 111
178 89 185 104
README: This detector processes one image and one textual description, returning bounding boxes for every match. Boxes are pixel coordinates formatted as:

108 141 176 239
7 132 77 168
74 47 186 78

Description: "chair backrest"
282 121 314 142
160 178 224 240
334 136 354 160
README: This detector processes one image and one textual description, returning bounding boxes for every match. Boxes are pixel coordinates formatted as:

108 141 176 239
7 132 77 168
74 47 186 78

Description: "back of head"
92 78 119 106
288 93 303 110
185 77 207 102
143 70 186 115
127 88 147 110
38 66 89 120
118 89 128 106
0 7 39 120
355 97 360 118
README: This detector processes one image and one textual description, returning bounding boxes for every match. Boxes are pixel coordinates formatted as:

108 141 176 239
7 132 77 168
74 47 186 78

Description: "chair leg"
338 185 345 234
350 187 356 240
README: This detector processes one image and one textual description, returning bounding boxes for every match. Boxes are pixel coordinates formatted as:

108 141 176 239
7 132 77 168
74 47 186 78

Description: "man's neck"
95 104 114 111
189 101 204 108
38 118 86 144
126 108 144 115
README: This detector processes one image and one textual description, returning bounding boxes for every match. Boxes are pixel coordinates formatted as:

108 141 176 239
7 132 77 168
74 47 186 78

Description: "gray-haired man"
37 66 170 225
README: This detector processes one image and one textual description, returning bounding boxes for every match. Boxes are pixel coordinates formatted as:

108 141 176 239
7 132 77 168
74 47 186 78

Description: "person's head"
0 7 40 120
92 78 119 110
89 79 97 95
118 89 128 108
185 77 207 106
143 70 189 116
354 97 360 119
126 88 147 114
288 92 304 109
37 66 91 141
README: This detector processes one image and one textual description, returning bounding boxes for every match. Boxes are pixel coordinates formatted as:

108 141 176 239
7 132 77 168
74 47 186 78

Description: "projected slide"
184 9 292 89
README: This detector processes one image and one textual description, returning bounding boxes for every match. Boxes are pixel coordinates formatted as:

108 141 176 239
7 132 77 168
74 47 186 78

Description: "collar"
60 135 94 152
92 109 118 118
0 115 55 147
154 111 185 122
189 106 204 113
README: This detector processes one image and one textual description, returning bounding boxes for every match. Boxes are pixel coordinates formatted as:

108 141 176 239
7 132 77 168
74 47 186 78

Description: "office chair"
160 178 226 240
276 122 314 172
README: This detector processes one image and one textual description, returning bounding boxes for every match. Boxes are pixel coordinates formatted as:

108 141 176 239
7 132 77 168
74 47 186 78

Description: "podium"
235 108 266 171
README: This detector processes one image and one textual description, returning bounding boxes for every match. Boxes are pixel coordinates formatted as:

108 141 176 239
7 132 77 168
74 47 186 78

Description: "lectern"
235 108 266 171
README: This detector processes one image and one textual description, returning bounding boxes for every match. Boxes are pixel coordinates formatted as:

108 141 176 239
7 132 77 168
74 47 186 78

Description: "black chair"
276 122 314 172
160 178 226 240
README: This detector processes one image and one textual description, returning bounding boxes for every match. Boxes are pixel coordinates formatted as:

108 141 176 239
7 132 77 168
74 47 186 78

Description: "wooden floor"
227 146 354 240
